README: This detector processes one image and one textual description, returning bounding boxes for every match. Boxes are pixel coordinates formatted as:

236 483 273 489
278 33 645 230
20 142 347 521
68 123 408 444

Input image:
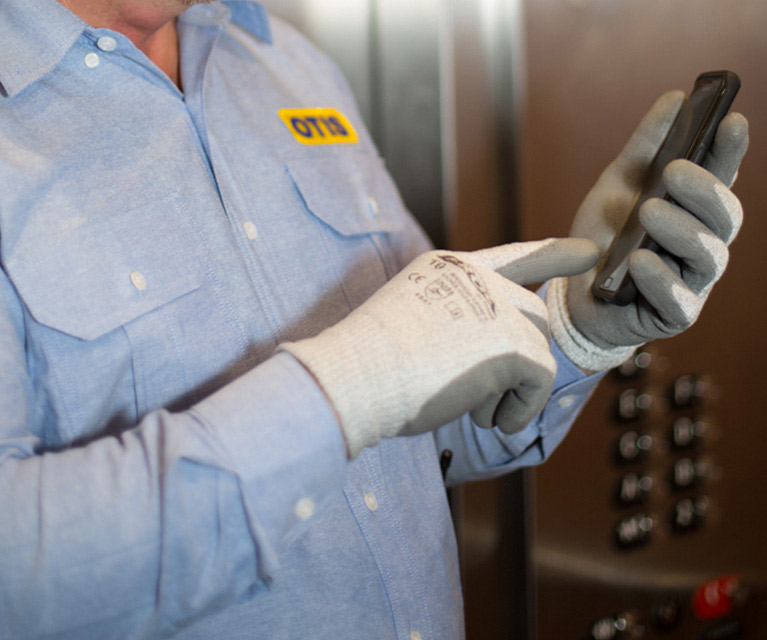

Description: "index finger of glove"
470 237 598 286
612 91 686 182
704 112 749 187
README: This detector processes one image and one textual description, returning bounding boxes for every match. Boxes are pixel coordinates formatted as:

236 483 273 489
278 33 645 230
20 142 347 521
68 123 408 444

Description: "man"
0 1 747 638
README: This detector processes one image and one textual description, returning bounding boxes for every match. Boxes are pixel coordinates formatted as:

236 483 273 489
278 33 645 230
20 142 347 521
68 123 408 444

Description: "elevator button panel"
536 340 761 639
605 350 723 554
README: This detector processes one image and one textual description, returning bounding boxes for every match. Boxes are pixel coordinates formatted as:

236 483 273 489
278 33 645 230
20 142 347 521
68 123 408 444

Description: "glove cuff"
546 277 637 371
280 312 407 458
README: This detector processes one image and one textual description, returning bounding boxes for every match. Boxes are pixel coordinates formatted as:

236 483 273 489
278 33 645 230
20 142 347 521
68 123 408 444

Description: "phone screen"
591 72 739 304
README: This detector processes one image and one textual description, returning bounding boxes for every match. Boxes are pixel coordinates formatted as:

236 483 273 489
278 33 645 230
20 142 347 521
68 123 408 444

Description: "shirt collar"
225 1 273 45
0 0 87 97
179 1 272 44
0 0 272 98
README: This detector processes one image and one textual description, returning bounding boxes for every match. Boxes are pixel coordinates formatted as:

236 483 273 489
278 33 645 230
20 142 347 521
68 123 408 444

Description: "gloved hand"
547 91 749 371
282 238 598 457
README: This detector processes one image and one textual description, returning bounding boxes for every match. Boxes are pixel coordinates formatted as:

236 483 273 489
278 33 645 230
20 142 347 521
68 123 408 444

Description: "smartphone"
591 71 740 305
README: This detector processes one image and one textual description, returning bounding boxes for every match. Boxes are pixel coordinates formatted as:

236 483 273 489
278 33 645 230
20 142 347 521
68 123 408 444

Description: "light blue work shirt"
0 1 605 638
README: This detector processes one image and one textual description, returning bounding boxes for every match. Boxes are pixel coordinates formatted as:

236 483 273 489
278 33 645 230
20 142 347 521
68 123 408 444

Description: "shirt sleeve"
434 283 608 486
0 267 348 639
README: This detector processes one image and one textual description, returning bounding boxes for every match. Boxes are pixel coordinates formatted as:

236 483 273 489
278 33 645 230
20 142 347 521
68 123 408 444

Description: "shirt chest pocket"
4 191 206 443
284 153 408 313
286 154 406 236
7 191 204 340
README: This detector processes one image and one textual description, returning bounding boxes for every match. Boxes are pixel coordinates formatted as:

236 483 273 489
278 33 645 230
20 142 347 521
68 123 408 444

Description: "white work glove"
547 91 749 371
282 238 598 457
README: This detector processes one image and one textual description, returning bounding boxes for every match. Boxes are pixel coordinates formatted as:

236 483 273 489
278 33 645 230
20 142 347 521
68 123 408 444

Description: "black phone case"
591 71 741 305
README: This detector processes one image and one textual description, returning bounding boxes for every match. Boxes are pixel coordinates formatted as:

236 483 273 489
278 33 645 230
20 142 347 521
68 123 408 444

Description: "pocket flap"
5 191 204 341
287 154 406 236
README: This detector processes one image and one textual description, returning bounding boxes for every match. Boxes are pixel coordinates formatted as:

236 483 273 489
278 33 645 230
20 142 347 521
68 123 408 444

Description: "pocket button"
130 270 147 292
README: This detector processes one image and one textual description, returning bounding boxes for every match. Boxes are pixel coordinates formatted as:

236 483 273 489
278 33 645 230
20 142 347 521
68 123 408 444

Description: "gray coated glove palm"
548 91 749 370
282 238 598 457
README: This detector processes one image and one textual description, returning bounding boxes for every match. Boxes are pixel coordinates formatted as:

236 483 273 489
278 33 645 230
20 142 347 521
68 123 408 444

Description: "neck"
60 1 185 88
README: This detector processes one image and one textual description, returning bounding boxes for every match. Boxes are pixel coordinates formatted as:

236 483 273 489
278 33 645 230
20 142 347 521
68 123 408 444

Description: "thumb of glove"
610 90 686 188
569 90 686 253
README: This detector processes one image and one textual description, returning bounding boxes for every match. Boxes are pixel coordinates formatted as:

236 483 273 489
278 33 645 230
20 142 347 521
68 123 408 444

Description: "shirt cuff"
189 351 348 578
533 336 607 458
546 277 637 371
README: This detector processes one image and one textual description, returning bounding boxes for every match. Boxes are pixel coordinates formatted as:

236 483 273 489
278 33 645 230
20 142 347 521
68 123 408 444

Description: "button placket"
243 221 258 240
363 492 379 512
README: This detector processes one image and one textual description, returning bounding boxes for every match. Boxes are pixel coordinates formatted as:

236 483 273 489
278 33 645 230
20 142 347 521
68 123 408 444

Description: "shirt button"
84 52 100 68
557 395 576 408
363 492 378 511
129 271 147 292
410 632 422 640
295 498 315 520
243 221 258 239
367 196 379 217
96 36 117 52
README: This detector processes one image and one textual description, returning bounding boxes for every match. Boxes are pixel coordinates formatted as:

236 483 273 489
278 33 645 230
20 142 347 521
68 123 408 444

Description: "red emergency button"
691 574 744 621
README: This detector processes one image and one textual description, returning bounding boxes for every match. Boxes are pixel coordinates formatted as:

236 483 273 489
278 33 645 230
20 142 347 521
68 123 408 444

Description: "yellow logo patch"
278 108 358 145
